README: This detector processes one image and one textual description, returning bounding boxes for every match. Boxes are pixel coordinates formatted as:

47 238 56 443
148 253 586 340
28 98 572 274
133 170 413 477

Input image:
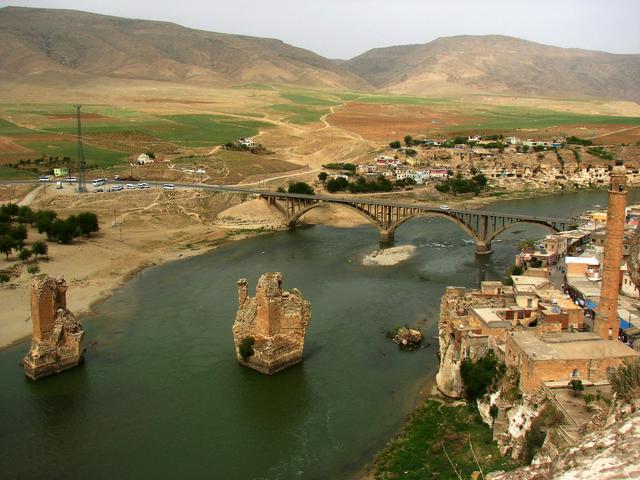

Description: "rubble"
232 272 311 374
390 327 423 350
22 275 85 380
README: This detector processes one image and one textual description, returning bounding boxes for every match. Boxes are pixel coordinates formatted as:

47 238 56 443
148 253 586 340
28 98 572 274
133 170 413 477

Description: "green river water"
1 189 636 479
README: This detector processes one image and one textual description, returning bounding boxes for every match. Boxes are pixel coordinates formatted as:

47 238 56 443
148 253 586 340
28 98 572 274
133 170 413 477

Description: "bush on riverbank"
373 399 520 479
460 350 506 402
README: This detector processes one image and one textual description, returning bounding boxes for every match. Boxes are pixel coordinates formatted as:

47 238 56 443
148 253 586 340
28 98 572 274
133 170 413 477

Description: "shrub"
0 272 9 283
568 379 584 397
27 264 40 275
18 248 32 262
238 337 255 359
460 350 506 402
389 140 401 149
323 162 356 172
489 404 499 419
287 181 315 195
567 136 593 146
608 358 640 402
522 404 563 462
326 177 349 193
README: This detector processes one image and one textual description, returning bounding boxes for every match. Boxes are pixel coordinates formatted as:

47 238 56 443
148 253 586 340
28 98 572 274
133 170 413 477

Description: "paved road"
0 178 575 223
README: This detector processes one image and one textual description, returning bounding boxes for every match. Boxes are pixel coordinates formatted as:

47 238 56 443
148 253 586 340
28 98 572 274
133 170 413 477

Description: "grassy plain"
373 400 520 479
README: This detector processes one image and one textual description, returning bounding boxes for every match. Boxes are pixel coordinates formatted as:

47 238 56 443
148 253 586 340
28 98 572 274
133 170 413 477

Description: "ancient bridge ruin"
260 191 573 255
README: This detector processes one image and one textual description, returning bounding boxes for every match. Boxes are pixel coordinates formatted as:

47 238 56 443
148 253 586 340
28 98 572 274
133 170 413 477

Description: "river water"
1 189 637 479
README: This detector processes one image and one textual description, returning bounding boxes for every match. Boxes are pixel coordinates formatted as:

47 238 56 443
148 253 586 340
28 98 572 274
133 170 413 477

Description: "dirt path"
17 184 43 206
234 167 321 187
586 125 640 140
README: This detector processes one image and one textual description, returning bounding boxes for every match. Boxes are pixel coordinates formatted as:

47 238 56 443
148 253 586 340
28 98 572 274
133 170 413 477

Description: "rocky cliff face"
488 405 640 480
232 272 311 374
22 275 85 380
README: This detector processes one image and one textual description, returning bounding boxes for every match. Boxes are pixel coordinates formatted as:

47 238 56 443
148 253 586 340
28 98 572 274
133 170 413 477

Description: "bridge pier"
379 229 394 246
475 241 492 255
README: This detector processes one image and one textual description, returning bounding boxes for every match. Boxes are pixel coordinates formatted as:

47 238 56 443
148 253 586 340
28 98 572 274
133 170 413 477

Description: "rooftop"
510 330 639 361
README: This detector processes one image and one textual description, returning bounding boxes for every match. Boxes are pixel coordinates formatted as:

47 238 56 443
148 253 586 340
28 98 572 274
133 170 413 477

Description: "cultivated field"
0 79 639 184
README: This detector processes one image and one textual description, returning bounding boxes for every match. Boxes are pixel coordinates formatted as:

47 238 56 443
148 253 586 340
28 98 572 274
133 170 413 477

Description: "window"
527 298 533 308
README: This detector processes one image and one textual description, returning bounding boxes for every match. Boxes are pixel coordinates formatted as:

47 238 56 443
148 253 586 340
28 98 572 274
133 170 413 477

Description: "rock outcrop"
488 407 640 480
391 327 423 350
232 273 311 374
23 275 85 380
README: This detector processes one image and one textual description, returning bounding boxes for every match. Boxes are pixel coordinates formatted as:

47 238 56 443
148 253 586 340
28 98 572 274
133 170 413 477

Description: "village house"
137 153 154 165
238 137 255 148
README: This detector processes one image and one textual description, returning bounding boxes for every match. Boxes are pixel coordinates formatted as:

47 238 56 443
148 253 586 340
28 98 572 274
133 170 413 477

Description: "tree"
276 186 286 193
77 212 100 237
145 151 156 159
32 240 48 259
568 378 584 397
10 224 28 246
17 206 35 225
49 219 76 244
0 236 15 260
287 182 315 195
472 173 488 188
1 203 19 220
389 140 401 149
18 248 32 262
326 177 349 193
404 135 413 146
460 351 506 401
35 210 57 234
318 172 328 183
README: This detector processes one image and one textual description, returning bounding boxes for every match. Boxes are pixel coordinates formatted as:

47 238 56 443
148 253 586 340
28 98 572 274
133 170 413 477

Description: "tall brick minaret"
595 161 627 340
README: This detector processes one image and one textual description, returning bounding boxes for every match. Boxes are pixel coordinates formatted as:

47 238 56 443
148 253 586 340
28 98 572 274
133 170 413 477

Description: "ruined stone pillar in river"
232 273 311 374
23 275 85 380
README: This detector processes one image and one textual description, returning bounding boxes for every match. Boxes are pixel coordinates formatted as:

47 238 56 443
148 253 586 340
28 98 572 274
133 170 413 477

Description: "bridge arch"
286 201 382 229
386 211 482 243
485 220 560 244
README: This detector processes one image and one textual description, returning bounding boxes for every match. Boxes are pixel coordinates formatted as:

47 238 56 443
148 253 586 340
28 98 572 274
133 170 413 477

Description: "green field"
0 106 275 173
0 166 38 179
465 106 640 131
373 400 520 479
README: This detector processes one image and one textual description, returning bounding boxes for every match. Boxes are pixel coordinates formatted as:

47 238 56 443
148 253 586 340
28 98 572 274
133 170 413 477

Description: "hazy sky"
3 0 639 58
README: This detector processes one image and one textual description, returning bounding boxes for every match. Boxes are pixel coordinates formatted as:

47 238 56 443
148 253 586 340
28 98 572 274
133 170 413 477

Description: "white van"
92 178 107 187
56 181 63 189
162 184 175 191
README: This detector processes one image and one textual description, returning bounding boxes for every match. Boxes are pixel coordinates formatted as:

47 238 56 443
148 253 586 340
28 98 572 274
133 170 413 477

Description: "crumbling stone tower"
232 272 311 374
595 161 627 340
23 275 85 380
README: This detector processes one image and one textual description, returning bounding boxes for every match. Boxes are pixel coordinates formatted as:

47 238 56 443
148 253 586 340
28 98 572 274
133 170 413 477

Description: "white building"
137 153 154 165
238 138 255 148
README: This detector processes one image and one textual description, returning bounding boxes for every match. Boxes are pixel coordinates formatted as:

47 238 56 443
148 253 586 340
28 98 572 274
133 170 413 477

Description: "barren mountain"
0 6 368 90
343 35 640 100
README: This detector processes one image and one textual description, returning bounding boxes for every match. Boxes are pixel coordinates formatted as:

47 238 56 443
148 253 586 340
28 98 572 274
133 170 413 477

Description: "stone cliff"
232 272 311 374
22 275 85 380
488 404 640 480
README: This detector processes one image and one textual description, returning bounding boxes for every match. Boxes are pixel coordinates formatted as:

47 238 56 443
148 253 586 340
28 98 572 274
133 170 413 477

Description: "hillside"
0 6 368 90
343 35 640 100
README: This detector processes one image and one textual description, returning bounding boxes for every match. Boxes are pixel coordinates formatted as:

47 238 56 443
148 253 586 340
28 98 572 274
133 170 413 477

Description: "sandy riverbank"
362 245 417 266
0 186 286 349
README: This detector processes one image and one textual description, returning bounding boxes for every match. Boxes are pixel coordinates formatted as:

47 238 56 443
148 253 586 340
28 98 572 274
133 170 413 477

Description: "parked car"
65 176 77 183
126 184 137 189
114 174 120 180
162 183 176 191
38 176 51 182
138 182 151 189
111 185 124 192
93 188 104 193
439 204 450 210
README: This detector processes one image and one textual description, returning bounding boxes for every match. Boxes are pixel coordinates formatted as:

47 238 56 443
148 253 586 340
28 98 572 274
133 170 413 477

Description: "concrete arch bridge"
261 191 573 255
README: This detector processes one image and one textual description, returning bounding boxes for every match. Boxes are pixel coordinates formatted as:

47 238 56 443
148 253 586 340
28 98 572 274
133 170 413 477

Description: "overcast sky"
3 0 639 58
